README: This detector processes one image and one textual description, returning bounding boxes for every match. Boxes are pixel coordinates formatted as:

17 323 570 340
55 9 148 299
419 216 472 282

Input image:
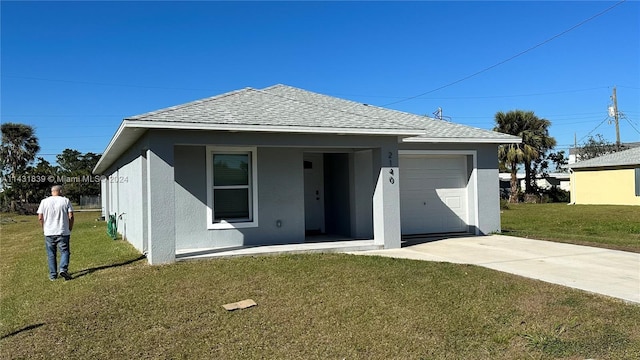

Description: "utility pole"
611 86 621 150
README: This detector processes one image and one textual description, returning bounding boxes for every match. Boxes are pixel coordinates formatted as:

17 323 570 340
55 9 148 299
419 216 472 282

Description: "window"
207 147 258 229
635 168 640 197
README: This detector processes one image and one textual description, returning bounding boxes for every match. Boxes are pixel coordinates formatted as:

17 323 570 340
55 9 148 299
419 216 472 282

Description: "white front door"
304 153 325 234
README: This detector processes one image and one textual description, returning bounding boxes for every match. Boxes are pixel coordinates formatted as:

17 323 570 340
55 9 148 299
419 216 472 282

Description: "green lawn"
501 203 640 253
1 211 639 359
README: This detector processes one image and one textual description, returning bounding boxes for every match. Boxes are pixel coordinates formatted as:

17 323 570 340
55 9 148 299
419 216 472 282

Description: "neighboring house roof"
94 84 520 173
569 146 640 170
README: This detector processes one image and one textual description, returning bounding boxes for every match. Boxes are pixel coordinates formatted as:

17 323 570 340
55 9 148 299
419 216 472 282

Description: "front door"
304 153 325 235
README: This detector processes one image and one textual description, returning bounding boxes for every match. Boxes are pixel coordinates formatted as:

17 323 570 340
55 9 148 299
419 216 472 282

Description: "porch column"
372 147 401 249
145 145 176 264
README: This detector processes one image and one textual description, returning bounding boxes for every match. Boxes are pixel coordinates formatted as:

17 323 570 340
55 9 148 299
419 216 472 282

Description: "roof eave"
570 164 640 170
124 120 425 136
93 120 426 173
402 136 522 144
93 121 141 174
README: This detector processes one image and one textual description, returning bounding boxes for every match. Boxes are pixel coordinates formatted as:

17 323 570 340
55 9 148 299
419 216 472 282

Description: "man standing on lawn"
37 185 74 281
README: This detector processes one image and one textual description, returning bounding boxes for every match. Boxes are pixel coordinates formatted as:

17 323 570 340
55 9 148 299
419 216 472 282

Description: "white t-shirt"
37 196 74 236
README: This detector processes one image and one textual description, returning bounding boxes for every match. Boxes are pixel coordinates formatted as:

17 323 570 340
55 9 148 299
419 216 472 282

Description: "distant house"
569 146 640 206
93 84 520 264
498 172 570 198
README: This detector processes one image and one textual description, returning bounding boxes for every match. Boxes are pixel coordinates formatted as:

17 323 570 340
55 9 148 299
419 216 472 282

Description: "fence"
79 195 101 209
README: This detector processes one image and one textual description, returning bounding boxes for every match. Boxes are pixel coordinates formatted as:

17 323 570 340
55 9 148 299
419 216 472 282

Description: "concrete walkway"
353 235 640 304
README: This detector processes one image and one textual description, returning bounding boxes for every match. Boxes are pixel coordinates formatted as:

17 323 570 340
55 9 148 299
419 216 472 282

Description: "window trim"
635 168 640 197
206 146 258 229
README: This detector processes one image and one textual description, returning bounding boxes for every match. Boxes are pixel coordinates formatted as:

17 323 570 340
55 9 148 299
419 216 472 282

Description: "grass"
2 211 640 359
501 203 640 253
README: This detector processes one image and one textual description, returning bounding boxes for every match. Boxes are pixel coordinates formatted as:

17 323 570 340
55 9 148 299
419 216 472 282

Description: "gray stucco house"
94 84 520 264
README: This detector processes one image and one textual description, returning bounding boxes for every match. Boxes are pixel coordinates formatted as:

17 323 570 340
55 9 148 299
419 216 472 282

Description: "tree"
545 150 568 173
28 157 59 202
57 149 100 172
1 123 40 176
521 116 556 193
0 123 40 204
6 157 59 205
528 150 569 203
493 110 557 202
56 149 101 203
577 134 626 161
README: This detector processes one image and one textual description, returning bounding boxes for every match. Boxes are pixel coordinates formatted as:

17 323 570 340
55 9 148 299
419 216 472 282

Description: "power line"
382 0 627 106
624 117 640 135
2 75 224 92
449 111 605 120
4 74 616 102
577 116 611 144
332 86 610 100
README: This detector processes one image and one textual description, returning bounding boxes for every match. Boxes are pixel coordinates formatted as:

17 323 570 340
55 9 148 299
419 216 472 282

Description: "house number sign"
388 152 395 184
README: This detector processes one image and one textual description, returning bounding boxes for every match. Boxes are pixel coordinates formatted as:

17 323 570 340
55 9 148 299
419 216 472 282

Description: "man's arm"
68 212 74 232
38 213 44 228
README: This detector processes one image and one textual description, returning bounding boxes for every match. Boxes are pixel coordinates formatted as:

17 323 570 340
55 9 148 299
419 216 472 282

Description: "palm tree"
1 123 40 203
493 110 556 202
521 116 556 194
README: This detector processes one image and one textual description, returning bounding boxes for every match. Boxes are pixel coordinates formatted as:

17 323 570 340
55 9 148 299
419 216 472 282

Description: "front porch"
175 239 382 261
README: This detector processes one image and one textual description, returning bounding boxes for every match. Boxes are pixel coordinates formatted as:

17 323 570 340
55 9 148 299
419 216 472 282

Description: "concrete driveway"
354 235 640 304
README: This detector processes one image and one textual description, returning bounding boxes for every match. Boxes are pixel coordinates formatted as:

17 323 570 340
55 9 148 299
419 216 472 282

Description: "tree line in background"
493 110 627 203
1 122 100 213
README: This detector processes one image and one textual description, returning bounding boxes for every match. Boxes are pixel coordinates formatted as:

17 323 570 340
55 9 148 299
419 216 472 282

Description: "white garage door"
399 154 469 235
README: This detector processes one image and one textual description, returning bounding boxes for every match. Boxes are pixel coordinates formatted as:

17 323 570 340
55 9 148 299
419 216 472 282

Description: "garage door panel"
404 176 462 189
400 155 469 235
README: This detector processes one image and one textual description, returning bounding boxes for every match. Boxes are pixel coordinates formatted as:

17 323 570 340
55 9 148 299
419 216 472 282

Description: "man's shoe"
49 277 56 281
59 272 72 281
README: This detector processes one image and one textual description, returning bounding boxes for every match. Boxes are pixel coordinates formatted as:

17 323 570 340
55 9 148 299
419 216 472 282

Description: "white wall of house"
101 140 149 255
99 130 504 264
100 130 404 263
174 145 307 250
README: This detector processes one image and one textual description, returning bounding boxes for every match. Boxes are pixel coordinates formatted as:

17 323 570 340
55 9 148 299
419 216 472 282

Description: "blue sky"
2 1 639 165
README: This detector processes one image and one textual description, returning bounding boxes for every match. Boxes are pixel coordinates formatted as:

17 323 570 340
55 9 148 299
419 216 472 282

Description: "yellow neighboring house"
569 146 640 206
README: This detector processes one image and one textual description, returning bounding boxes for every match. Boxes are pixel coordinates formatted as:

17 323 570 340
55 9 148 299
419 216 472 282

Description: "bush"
523 193 541 204
541 186 570 203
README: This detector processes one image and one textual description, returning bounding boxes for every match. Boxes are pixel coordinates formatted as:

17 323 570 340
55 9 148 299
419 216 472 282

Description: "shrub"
500 199 510 210
541 186 570 203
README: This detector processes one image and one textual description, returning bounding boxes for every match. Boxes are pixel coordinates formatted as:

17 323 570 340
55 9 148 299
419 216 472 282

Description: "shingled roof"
95 84 520 173
569 146 640 169
126 85 424 134
262 85 519 143
125 84 519 141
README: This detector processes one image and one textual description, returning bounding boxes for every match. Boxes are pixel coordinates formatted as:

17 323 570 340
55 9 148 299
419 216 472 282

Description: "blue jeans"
45 235 70 279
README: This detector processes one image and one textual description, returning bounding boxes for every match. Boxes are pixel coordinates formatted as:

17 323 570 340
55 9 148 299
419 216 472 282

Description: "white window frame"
206 146 259 229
